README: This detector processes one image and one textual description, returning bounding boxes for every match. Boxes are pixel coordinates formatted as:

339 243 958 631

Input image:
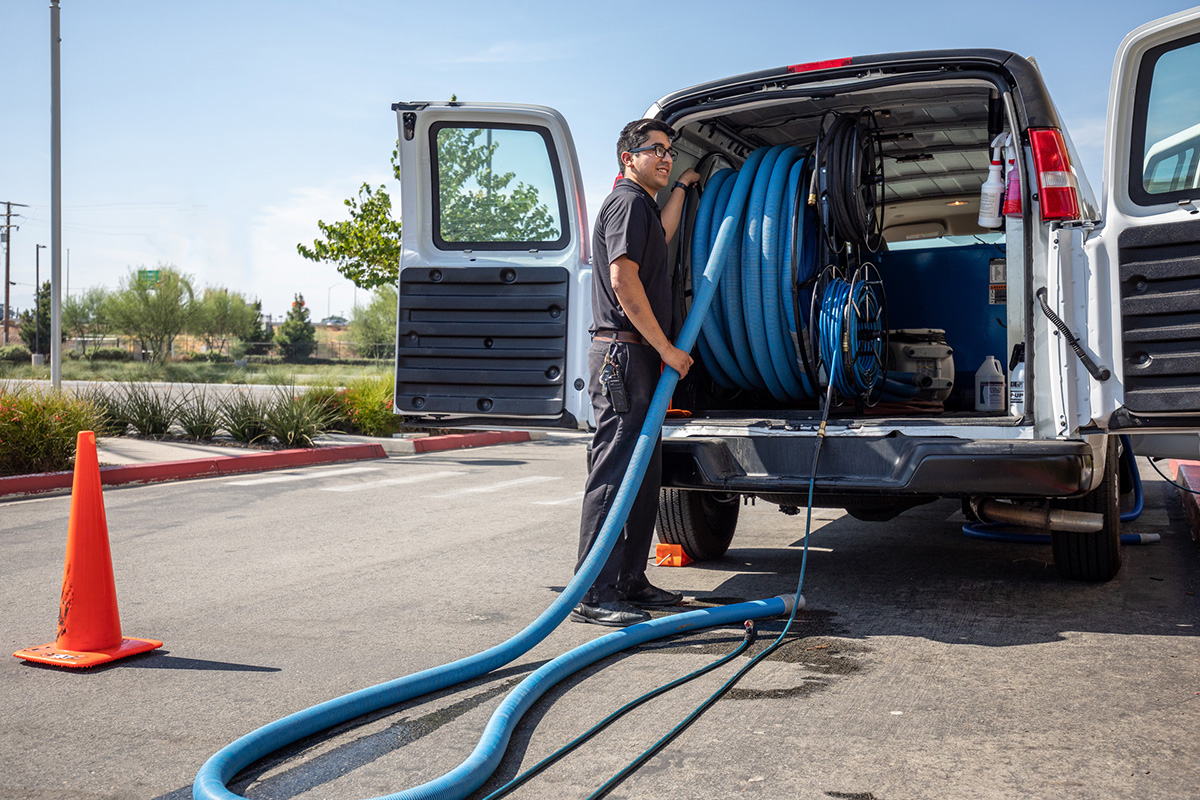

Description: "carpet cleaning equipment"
886 329 954 403
194 145 807 800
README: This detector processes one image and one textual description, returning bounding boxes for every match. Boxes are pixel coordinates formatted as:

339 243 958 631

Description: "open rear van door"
1087 8 1200 458
392 102 591 429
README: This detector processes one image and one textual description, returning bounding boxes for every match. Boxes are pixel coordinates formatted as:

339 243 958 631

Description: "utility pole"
50 0 63 387
1 201 30 346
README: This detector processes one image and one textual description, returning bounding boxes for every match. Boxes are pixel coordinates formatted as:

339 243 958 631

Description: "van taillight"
1029 128 1081 221
786 57 852 74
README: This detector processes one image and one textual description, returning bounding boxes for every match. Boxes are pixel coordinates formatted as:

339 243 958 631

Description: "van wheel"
1051 436 1122 582
657 488 739 561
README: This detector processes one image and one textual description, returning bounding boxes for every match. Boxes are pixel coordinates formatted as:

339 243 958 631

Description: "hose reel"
688 109 889 407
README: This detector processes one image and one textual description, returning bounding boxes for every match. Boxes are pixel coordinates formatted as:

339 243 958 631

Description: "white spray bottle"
978 133 1007 228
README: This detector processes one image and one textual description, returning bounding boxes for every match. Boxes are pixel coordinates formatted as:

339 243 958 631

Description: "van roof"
653 49 1062 132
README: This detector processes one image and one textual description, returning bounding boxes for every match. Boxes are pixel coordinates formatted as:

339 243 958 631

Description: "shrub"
343 375 403 437
221 390 269 444
0 385 102 476
302 382 353 432
76 385 130 437
177 386 221 439
180 351 234 364
0 345 32 363
260 386 336 448
89 347 131 362
118 382 177 437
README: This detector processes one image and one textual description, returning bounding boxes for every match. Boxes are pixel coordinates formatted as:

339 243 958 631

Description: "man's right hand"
661 345 693 378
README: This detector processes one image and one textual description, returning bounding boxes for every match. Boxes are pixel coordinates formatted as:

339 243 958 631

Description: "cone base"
13 636 163 668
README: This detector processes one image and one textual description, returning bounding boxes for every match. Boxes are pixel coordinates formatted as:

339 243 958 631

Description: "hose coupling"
777 593 807 615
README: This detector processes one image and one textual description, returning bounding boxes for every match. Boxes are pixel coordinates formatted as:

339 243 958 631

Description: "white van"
391 10 1200 582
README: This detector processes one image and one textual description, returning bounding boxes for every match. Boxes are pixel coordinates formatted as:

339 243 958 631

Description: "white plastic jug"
975 355 1006 412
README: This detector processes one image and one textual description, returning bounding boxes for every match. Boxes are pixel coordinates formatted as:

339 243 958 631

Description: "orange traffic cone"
655 543 693 567
13 431 162 668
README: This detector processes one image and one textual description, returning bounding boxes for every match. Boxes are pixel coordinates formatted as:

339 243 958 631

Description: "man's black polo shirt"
590 178 671 337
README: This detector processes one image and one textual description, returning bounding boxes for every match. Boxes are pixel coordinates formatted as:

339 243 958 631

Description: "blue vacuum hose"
194 151 779 800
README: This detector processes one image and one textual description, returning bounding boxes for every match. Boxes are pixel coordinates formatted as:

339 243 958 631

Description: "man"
571 119 699 627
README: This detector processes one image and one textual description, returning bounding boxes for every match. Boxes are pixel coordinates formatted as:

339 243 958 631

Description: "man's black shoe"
620 583 683 607
570 600 651 627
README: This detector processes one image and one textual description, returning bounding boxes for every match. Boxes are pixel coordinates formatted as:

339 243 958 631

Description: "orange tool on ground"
655 543 693 567
14 431 162 668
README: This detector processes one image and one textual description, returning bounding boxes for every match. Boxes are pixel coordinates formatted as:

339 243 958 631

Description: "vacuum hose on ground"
193 147 795 800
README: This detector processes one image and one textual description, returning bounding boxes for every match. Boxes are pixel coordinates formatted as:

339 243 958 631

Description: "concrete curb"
396 430 533 454
0 444 387 500
1170 459 1200 547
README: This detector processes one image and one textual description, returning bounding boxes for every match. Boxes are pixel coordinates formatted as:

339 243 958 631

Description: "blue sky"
1 1 1191 322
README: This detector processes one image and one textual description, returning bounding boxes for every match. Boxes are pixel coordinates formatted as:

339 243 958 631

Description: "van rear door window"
430 123 569 250
1131 34 1200 203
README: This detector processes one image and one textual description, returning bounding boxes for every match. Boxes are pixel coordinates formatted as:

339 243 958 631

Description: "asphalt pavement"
1 439 1197 800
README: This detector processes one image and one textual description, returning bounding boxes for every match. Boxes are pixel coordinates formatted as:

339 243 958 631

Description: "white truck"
391 9 1200 582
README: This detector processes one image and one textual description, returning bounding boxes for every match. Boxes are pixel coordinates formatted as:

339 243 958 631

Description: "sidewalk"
0 429 550 500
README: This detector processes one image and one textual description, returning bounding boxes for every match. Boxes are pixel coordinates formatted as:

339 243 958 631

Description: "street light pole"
327 281 339 319
49 0 63 388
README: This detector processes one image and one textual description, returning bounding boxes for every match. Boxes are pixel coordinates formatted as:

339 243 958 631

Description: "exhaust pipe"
975 498 1103 533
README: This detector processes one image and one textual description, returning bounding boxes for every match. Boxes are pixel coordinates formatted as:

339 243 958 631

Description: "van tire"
1051 436 1122 582
657 488 739 561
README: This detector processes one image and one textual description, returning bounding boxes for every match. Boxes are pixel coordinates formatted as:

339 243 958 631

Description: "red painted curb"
1171 459 1200 547
0 444 387 499
412 430 531 453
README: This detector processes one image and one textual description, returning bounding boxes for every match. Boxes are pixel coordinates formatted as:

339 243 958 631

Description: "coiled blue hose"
817 275 884 400
692 145 887 405
194 148 777 800
692 146 818 400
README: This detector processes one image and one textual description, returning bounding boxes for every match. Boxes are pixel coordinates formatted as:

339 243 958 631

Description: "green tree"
104 266 196 363
17 281 55 356
348 285 397 359
297 176 402 291
274 293 316 361
298 131 557 289
63 287 112 357
241 299 274 356
190 287 257 354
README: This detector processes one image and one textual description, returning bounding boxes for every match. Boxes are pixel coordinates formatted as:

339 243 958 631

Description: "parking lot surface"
2 437 1197 800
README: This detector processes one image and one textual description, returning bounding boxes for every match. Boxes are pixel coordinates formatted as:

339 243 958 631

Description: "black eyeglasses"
627 143 677 160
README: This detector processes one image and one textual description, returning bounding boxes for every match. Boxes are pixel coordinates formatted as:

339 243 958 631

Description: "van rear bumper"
660 434 1094 499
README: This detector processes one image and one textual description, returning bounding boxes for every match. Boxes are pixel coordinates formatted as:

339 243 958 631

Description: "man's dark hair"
616 119 676 173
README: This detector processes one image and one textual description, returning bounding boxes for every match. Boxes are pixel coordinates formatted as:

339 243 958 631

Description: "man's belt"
592 329 647 345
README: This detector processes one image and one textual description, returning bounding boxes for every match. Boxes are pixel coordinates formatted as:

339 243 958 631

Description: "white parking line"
435 475 560 498
321 470 465 492
534 491 585 506
226 466 381 486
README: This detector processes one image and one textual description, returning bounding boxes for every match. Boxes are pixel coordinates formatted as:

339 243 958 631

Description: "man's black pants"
575 339 663 604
